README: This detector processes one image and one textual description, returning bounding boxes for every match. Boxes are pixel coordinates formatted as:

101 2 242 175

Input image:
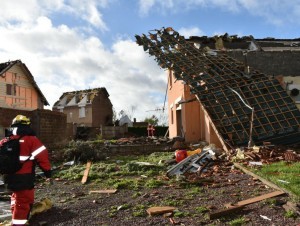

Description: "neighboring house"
0 60 49 110
52 88 113 127
132 118 148 127
0 60 67 146
136 27 300 150
119 115 133 127
188 34 300 109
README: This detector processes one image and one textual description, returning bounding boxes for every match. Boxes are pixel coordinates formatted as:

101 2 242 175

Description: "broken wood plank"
146 206 176 216
225 190 285 208
81 161 92 184
89 189 118 194
237 190 285 206
209 205 244 220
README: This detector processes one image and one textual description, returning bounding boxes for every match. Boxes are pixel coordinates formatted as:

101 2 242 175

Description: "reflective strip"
20 145 46 161
12 219 28 224
12 127 18 135
20 156 31 161
30 145 46 160
20 139 24 143
11 200 15 205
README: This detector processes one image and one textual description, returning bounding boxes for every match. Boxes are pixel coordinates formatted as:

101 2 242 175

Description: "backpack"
0 136 29 174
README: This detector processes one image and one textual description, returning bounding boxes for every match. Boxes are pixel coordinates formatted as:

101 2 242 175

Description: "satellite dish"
290 88 299 97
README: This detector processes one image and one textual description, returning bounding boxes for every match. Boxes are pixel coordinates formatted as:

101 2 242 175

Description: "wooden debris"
146 206 176 216
209 205 244 220
89 189 118 194
284 151 297 162
81 161 92 184
225 190 285 208
210 190 286 220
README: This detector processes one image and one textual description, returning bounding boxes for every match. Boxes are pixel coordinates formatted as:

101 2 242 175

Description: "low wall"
107 143 170 156
0 108 68 150
75 125 128 140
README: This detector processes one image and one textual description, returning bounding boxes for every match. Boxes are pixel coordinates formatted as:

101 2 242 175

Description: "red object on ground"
175 150 188 162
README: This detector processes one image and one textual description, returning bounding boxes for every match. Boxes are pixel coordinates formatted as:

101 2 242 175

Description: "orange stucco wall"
0 66 41 110
167 70 223 148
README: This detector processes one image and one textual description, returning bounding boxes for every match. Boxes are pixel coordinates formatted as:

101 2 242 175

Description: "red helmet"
175 150 187 163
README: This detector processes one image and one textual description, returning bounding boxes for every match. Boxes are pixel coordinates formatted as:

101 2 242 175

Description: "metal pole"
248 107 254 148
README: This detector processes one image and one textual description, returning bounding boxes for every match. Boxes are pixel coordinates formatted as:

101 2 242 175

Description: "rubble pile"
230 144 300 165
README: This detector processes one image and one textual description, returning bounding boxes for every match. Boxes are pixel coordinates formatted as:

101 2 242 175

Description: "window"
79 107 86 118
6 84 16 95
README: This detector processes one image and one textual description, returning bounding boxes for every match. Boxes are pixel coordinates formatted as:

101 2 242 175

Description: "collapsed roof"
135 27 300 147
53 88 109 108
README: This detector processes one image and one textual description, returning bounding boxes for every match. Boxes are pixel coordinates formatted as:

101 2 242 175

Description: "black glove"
43 170 52 178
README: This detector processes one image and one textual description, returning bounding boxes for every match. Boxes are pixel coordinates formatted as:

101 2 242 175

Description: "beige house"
0 60 49 110
52 88 113 127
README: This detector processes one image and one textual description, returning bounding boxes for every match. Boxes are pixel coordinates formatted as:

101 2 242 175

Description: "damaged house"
0 60 49 110
0 60 67 146
52 88 113 127
136 28 300 151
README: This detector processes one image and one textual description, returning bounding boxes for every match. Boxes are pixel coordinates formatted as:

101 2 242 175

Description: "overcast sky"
0 0 300 122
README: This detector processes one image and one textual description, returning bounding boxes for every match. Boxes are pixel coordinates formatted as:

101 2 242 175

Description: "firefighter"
147 124 152 137
150 124 155 137
1 115 52 226
147 124 155 137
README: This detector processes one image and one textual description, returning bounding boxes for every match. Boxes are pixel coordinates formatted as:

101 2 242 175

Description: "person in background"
147 124 155 137
0 115 52 226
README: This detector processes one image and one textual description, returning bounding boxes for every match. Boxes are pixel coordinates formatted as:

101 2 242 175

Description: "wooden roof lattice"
135 27 300 146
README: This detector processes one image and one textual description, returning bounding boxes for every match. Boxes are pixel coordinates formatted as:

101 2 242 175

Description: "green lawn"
251 161 300 199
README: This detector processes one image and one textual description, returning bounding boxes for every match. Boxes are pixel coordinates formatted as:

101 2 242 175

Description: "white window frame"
79 106 86 118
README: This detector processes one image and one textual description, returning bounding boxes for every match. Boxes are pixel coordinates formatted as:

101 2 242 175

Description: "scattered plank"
211 190 286 220
89 189 118 194
209 205 244 220
225 190 286 208
81 161 92 184
146 206 176 216
237 190 285 206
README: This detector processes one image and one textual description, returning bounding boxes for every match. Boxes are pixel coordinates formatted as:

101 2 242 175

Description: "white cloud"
138 0 157 16
0 4 167 121
0 0 109 30
138 0 300 26
178 27 205 38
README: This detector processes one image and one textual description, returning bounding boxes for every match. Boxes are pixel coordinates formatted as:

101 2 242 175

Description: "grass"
228 216 247 225
250 161 300 198
195 206 209 213
53 152 174 189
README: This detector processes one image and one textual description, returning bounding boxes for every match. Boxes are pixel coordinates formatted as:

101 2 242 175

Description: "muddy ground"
27 161 300 226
